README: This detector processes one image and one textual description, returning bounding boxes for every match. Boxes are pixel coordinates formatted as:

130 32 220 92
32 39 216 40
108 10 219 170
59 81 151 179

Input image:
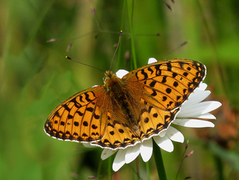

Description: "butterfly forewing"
45 59 206 149
44 86 108 142
123 59 206 110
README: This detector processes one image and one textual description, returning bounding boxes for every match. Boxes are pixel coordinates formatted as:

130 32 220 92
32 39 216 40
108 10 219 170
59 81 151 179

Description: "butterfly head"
104 70 122 92
103 71 116 82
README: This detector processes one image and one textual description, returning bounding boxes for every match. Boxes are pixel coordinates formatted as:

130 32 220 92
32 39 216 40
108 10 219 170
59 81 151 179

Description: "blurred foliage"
0 0 239 180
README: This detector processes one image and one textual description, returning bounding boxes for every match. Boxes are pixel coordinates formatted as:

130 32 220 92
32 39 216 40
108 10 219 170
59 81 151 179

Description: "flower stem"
145 161 150 180
97 158 102 180
214 155 224 180
107 156 112 180
153 140 167 180
135 157 140 180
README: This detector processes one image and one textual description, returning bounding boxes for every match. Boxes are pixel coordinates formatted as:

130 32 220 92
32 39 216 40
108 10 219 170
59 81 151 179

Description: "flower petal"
166 126 184 143
153 136 174 152
159 130 166 137
116 69 129 78
173 119 215 128
178 101 222 117
140 139 153 162
101 149 117 160
82 143 96 148
197 83 208 91
125 144 140 164
183 90 211 107
113 149 126 172
148 58 157 64
191 113 216 119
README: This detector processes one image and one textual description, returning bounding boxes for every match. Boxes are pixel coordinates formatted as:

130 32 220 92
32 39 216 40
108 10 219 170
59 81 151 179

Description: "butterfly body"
44 59 206 149
104 71 141 136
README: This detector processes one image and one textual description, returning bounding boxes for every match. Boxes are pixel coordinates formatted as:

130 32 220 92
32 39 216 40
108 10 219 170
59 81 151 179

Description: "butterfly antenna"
65 56 105 73
109 30 123 70
163 41 188 58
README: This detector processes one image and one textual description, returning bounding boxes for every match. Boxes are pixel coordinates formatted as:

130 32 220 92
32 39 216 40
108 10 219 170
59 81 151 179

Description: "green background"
1 0 239 179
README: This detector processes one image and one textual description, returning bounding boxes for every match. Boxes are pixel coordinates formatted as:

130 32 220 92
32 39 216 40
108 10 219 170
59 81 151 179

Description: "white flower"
100 58 222 172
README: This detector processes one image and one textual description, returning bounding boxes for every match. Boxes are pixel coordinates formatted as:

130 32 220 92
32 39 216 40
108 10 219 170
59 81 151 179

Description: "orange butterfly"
44 58 206 149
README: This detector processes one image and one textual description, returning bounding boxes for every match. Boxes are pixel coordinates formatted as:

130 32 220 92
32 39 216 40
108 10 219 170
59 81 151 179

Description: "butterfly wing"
45 84 141 149
44 85 109 143
45 59 206 149
121 59 206 139
123 59 206 110
91 102 141 149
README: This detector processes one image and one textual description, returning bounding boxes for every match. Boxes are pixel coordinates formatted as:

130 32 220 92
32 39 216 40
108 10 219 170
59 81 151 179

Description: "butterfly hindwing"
91 109 141 149
137 96 180 139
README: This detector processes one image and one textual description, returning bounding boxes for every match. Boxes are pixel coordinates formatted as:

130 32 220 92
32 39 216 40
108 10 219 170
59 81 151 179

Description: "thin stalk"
126 0 137 70
214 155 224 180
107 156 112 180
145 162 150 180
153 141 167 180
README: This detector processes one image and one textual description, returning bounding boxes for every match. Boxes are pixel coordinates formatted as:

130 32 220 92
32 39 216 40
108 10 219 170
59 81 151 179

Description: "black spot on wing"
166 88 172 94
141 108 147 115
74 121 79 126
68 114 73 119
83 121 88 126
162 76 167 83
62 104 70 111
147 66 154 74
148 106 153 113
172 72 177 78
162 96 167 101
85 92 91 102
93 113 100 119
77 111 84 116
183 72 188 77
86 107 94 112
151 89 157 96
149 80 157 87
173 81 178 87
70 98 82 108
141 69 148 80
92 124 97 129
154 64 161 76
166 62 172 71
144 117 149 123
118 129 124 133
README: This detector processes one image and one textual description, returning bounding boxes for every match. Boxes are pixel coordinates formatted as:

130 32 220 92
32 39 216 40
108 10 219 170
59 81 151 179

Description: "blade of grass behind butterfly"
100 2 126 179
116 0 126 70
126 0 137 70
126 1 167 180
126 1 141 180
126 1 152 180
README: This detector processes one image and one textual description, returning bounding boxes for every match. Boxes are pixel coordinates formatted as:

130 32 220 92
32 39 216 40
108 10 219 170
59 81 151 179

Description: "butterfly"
44 58 206 149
